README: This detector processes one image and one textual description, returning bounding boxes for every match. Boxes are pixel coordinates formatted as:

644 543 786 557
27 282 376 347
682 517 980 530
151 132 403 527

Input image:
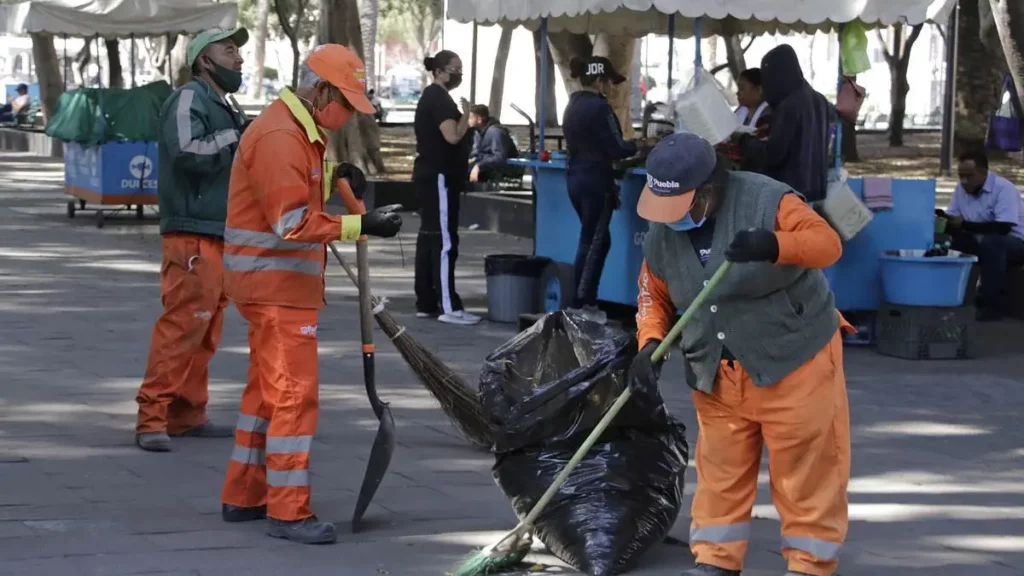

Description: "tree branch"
929 20 946 45
709 62 730 75
741 35 754 52
273 0 296 44
901 23 925 66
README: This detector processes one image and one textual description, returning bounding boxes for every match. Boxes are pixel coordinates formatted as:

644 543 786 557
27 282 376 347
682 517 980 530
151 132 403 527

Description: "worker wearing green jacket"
135 28 249 453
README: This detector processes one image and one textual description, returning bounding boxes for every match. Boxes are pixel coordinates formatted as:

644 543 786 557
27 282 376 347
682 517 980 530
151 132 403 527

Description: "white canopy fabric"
0 0 238 39
447 0 956 37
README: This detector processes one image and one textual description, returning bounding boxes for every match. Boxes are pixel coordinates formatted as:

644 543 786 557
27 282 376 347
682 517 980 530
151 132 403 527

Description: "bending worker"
219 44 402 545
630 133 852 576
135 27 249 452
562 55 653 323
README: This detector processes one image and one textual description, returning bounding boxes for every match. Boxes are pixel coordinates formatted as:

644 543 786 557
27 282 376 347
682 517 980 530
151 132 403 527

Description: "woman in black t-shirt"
412 50 479 325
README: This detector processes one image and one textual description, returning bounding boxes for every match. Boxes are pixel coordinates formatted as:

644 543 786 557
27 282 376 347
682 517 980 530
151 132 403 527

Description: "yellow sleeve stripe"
340 214 362 242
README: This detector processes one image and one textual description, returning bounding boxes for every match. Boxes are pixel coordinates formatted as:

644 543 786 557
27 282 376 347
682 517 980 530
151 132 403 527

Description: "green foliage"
263 66 279 81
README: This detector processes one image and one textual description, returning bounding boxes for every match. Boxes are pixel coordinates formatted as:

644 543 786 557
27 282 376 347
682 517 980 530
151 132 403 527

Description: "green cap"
187 28 249 67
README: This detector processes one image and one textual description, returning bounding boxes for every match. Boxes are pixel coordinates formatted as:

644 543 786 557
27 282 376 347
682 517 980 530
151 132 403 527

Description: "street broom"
451 261 733 576
328 243 495 448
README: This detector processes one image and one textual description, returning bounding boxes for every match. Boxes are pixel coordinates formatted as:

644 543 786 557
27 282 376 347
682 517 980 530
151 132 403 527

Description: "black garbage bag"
479 310 689 576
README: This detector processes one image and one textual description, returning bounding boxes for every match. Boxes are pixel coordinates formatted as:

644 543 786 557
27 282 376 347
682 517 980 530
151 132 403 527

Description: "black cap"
582 56 626 85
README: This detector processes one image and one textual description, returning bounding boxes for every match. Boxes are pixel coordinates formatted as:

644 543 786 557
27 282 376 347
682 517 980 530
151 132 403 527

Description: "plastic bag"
841 21 872 76
480 311 689 576
671 68 740 145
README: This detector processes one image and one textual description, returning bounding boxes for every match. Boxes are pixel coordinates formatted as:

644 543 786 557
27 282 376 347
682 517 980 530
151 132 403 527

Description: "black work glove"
335 162 368 200
725 228 780 263
361 207 402 238
627 340 663 395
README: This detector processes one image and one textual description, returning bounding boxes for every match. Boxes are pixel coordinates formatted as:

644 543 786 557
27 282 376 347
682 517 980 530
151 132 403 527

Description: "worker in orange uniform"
218 44 402 545
629 133 852 576
135 28 249 452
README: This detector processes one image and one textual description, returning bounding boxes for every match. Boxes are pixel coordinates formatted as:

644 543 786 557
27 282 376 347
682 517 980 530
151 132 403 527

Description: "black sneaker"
222 504 267 523
267 516 337 545
681 564 741 576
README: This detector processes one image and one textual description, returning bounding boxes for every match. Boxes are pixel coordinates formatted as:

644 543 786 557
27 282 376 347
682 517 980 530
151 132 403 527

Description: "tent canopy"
447 0 955 37
0 0 238 39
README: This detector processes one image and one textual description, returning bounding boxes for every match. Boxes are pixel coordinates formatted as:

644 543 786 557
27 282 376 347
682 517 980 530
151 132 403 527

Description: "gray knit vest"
643 171 838 394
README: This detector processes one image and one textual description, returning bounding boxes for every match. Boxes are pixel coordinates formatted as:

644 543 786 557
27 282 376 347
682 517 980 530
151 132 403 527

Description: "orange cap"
305 44 376 115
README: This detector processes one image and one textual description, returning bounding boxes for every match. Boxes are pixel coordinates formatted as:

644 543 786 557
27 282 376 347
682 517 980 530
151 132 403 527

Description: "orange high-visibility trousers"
221 304 320 521
690 329 851 576
136 233 228 434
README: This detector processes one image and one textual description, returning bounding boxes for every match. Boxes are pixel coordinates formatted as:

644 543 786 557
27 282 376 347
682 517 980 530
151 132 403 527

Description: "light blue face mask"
667 212 707 231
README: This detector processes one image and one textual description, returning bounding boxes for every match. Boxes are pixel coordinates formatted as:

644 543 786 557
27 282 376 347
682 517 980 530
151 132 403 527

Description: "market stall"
450 0 953 317
0 0 238 227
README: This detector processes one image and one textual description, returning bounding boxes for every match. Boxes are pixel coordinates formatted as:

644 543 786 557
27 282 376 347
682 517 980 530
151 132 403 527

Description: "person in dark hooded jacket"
737 44 834 203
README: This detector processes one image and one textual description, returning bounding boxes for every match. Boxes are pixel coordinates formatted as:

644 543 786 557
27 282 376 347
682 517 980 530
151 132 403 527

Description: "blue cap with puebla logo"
636 132 717 223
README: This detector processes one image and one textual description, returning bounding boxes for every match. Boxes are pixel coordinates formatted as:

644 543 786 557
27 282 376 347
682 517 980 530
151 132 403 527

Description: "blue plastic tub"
879 250 978 307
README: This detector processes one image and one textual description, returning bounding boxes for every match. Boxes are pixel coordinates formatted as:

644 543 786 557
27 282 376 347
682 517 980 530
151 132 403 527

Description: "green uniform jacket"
157 78 245 238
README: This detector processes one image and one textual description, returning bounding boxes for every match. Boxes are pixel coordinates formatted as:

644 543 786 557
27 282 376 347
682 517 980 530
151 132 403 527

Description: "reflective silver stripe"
267 468 309 487
266 435 313 454
224 227 320 252
273 206 308 237
781 535 841 561
223 254 322 276
231 445 266 465
176 90 238 154
236 413 269 434
690 522 751 543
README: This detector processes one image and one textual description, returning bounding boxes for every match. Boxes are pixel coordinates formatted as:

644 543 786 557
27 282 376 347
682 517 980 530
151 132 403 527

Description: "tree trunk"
169 34 191 87
956 0 1007 152
547 31 593 94
322 0 385 175
29 33 64 122
105 39 123 89
359 0 379 90
251 0 271 99
533 29 559 127
593 34 637 139
881 24 923 147
842 117 860 162
488 26 513 116
75 43 91 87
988 0 1024 111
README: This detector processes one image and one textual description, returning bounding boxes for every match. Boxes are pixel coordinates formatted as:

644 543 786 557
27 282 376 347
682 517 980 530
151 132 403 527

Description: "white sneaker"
438 310 482 326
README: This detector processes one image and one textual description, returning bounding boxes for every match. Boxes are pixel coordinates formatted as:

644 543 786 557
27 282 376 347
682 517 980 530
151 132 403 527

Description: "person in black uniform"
562 56 652 322
412 50 480 326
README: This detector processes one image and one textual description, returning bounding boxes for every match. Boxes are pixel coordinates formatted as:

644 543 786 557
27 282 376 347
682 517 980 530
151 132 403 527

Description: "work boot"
681 564 741 576
267 516 337 545
135 432 171 452
222 504 267 523
169 422 234 438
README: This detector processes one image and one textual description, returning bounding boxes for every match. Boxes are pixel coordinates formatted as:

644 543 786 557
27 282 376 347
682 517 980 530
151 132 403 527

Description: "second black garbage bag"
479 310 689 576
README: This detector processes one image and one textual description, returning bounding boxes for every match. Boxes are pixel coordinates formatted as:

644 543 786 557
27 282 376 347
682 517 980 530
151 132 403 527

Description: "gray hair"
297 62 323 90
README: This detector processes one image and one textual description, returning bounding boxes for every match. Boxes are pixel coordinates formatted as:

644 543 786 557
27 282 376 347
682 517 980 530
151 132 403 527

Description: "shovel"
332 179 396 533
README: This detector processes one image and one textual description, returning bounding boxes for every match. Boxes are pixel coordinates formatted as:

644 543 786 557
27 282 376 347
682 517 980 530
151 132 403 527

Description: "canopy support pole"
96 36 103 88
470 22 478 103
834 25 845 170
694 16 703 83
939 2 959 177
62 35 68 91
666 15 675 92
130 34 136 88
538 18 548 153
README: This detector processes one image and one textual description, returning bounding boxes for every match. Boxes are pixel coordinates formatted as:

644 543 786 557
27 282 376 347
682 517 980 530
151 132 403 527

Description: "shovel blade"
351 405 397 532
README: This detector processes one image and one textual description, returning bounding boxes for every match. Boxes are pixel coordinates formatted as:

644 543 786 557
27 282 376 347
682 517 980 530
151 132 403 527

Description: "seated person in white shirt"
936 149 1024 321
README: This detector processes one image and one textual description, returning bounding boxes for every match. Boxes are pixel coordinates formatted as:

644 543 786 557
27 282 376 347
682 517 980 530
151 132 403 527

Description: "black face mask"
445 72 463 90
206 59 242 93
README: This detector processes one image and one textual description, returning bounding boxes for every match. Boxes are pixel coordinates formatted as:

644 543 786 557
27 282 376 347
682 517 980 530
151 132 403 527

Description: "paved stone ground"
0 152 1022 576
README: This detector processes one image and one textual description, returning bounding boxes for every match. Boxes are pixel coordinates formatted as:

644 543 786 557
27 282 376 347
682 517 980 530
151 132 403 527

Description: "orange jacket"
224 88 361 310
637 193 850 349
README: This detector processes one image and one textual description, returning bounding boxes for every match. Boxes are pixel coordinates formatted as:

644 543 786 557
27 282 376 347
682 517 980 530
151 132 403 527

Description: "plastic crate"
879 249 977 307
875 303 975 360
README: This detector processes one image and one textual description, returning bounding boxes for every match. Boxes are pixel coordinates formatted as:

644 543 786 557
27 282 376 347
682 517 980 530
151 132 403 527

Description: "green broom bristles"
452 530 532 576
